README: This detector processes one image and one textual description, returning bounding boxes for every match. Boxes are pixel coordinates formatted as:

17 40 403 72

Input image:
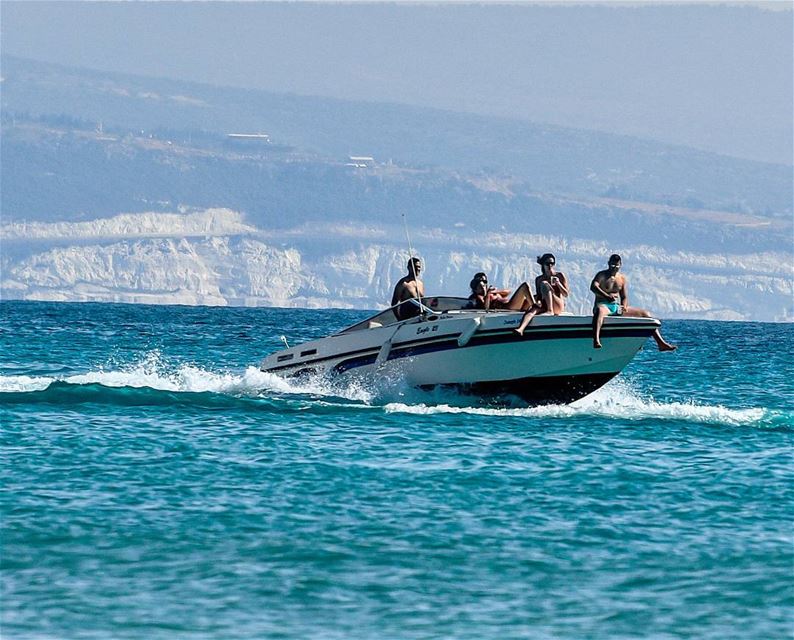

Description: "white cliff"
0 208 255 240
1 209 791 321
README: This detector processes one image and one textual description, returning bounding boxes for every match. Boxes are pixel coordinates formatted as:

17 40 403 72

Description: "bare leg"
550 293 565 315
653 329 677 351
539 282 554 315
504 282 534 311
514 304 541 336
592 305 609 349
622 306 677 352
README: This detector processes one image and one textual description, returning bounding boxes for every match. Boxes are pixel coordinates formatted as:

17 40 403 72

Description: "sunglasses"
543 261 555 266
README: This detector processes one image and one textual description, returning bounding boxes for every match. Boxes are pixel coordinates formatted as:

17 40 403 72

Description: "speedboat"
259 297 660 405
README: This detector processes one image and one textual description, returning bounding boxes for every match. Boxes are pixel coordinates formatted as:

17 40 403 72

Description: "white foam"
384 378 769 427
61 356 311 397
0 374 54 393
0 356 776 427
0 351 373 402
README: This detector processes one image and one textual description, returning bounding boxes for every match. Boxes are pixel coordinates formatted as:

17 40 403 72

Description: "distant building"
227 133 271 142
348 155 375 168
226 133 271 148
94 120 117 141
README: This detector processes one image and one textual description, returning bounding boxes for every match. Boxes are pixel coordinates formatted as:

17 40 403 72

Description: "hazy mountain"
2 2 791 164
2 56 791 222
1 57 791 321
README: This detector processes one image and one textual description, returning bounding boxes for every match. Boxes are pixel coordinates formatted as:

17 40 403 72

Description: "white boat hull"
260 308 659 405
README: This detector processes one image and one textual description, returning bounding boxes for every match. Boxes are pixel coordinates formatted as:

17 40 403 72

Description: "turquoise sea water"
1 301 792 639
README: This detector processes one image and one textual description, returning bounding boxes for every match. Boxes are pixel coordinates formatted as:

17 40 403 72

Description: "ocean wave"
0 352 374 408
0 351 304 394
0 375 54 393
384 379 787 428
0 354 787 428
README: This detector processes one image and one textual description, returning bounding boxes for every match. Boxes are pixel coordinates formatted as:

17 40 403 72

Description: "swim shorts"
598 302 622 316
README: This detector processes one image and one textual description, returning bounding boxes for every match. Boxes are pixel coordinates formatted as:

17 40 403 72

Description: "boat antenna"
401 212 417 270
401 212 423 312
280 335 290 349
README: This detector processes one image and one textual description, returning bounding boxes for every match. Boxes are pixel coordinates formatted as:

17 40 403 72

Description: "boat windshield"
336 296 474 334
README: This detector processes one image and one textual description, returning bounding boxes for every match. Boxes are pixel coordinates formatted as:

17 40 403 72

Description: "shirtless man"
391 257 425 320
591 254 676 351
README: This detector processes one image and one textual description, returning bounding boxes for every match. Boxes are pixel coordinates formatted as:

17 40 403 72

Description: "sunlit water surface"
1 302 792 638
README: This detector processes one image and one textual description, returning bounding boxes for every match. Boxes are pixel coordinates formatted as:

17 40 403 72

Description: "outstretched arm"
488 287 511 307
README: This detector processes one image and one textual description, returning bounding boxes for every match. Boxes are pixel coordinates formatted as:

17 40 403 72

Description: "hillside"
1 56 791 320
2 119 789 257
2 55 791 218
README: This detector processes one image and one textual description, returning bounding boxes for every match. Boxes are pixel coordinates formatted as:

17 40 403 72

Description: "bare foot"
658 342 677 352
593 341 602 349
513 328 524 336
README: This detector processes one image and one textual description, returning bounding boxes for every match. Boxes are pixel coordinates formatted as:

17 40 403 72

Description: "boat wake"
0 352 376 410
383 378 782 428
1 361 289 396
0 352 788 429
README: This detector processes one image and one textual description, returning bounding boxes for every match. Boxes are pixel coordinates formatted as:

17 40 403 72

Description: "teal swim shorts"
598 301 621 316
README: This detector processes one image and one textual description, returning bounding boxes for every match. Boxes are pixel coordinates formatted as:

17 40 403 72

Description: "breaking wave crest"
384 378 787 428
0 352 375 408
0 353 787 428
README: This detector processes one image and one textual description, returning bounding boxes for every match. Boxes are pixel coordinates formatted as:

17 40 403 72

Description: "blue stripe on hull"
332 328 653 373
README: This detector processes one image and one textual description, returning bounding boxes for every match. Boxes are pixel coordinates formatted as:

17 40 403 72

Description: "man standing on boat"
591 254 676 351
391 257 425 320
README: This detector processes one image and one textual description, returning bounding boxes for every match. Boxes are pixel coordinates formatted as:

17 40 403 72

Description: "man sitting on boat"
391 257 425 320
591 254 676 351
467 272 535 311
